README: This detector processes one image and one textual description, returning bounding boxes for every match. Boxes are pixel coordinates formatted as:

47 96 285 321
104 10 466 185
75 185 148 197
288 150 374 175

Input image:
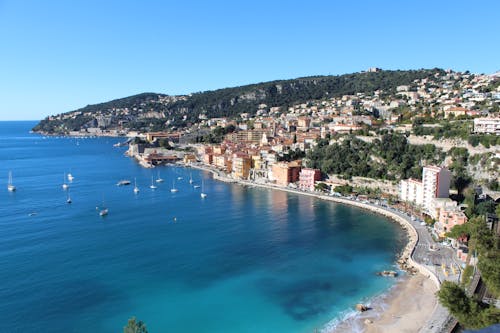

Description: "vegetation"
437 281 500 329
195 125 236 144
306 133 444 180
123 317 148 333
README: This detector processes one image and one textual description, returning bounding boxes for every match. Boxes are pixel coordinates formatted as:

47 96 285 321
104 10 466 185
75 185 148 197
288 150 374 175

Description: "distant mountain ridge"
33 68 445 133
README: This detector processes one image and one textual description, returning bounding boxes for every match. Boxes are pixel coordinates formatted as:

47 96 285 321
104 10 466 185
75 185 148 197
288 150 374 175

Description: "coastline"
189 163 442 333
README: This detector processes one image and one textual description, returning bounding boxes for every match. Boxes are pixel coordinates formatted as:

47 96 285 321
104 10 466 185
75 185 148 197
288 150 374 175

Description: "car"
420 222 427 226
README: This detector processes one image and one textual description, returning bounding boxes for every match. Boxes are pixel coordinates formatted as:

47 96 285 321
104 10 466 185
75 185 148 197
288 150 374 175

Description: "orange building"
272 161 301 187
435 209 468 238
232 153 252 179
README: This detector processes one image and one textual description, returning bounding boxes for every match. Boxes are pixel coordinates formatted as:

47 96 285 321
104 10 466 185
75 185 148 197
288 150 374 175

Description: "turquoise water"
0 121 406 333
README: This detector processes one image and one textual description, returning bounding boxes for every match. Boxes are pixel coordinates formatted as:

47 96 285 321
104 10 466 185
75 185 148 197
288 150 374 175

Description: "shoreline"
189 163 441 333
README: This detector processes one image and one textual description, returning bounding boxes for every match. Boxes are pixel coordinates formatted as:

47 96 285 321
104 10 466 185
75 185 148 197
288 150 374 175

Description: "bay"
0 121 406 332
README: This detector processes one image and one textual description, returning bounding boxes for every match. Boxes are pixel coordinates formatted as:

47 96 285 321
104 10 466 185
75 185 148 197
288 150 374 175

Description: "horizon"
1 0 499 120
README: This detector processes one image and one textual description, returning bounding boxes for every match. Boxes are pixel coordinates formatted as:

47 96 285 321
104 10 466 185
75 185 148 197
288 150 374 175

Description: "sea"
0 121 407 333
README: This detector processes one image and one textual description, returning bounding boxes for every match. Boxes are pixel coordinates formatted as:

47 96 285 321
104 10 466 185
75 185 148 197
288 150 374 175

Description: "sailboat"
200 180 207 198
66 190 72 204
156 170 164 183
99 196 108 216
7 171 16 192
133 178 140 193
62 173 69 190
150 175 157 189
67 173 74 182
189 173 193 184
170 180 178 193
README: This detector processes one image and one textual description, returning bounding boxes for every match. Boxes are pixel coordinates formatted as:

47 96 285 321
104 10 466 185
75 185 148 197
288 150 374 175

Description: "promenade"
190 163 460 333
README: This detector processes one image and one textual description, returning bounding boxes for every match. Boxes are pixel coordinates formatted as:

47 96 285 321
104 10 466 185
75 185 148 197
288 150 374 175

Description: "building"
231 153 252 179
400 178 424 207
473 117 500 135
298 168 321 191
434 209 468 238
271 161 301 187
422 166 451 213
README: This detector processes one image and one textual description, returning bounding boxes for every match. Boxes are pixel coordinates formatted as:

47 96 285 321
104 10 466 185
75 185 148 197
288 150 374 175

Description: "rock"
377 270 398 277
364 319 373 325
356 303 368 312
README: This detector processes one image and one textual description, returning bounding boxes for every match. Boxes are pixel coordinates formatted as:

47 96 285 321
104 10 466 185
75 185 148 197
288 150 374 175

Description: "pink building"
434 209 468 238
298 168 321 191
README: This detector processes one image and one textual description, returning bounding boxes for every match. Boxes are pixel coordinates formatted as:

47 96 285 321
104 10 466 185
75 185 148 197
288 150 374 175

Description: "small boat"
62 173 69 190
67 173 74 182
193 185 200 189
99 208 108 216
150 175 157 190
7 171 16 192
170 180 178 193
189 173 193 184
156 170 164 183
117 180 131 186
133 178 139 193
66 191 72 204
200 180 207 198
177 176 183 180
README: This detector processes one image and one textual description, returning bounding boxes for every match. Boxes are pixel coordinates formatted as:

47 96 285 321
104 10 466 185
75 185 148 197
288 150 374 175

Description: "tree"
124 317 148 333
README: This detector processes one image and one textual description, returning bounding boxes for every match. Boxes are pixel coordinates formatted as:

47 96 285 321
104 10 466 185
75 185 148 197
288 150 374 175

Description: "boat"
7 171 16 192
200 180 207 198
177 176 183 180
170 180 178 193
99 208 108 216
117 180 131 186
62 173 69 190
150 175 157 189
133 178 139 193
189 173 193 184
66 191 72 204
67 173 74 182
193 184 201 189
156 170 164 183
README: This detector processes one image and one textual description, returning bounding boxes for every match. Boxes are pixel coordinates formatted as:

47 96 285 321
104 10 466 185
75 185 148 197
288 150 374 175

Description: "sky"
0 0 499 120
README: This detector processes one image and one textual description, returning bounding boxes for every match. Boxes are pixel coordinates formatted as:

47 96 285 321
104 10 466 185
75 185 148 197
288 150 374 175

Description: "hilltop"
33 68 445 134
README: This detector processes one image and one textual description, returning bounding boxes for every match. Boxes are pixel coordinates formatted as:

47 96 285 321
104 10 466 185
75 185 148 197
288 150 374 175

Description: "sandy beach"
331 273 438 333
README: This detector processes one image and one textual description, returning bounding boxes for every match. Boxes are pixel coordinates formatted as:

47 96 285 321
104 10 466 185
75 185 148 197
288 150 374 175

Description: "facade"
231 153 251 179
422 166 451 213
400 178 424 207
473 117 500 135
298 168 321 191
271 162 301 187
434 209 468 238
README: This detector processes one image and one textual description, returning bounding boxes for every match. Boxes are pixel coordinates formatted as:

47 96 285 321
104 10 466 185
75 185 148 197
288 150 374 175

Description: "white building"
400 165 451 214
422 166 451 213
473 117 500 135
400 178 424 207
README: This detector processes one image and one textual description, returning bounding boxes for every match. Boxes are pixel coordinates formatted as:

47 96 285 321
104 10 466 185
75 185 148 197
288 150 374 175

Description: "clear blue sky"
0 0 499 120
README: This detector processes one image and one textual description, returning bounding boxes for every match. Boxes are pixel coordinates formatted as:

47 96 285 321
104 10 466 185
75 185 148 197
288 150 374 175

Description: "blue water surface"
0 121 406 333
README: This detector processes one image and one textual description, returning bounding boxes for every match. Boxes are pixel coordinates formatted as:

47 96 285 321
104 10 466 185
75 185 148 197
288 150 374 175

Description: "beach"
331 274 438 333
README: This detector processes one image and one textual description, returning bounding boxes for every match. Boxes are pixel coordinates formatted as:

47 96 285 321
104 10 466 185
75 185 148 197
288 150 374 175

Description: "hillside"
33 68 445 134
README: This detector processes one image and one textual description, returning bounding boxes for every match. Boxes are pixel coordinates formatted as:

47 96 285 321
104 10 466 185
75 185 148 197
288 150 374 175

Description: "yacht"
150 176 157 189
200 180 207 198
189 173 193 184
117 180 131 186
62 173 69 190
170 180 178 193
7 171 16 192
156 170 164 183
67 173 74 182
99 208 108 216
133 178 140 193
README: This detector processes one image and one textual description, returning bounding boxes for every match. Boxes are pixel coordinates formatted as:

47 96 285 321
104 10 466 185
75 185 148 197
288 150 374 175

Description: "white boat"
67 173 74 182
193 185 201 189
133 178 139 193
62 173 69 190
200 180 207 198
150 175 157 189
177 176 183 180
156 171 164 183
7 171 16 192
170 180 178 193
189 173 193 184
117 180 131 186
99 208 108 216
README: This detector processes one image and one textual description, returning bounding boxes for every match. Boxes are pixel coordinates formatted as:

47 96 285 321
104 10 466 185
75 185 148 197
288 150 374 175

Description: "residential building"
231 153 251 179
271 161 301 187
434 209 468 238
299 168 321 191
422 166 451 213
400 178 424 207
473 117 500 135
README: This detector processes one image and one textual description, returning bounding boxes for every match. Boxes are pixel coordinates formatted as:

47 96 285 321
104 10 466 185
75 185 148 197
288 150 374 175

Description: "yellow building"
232 153 252 179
